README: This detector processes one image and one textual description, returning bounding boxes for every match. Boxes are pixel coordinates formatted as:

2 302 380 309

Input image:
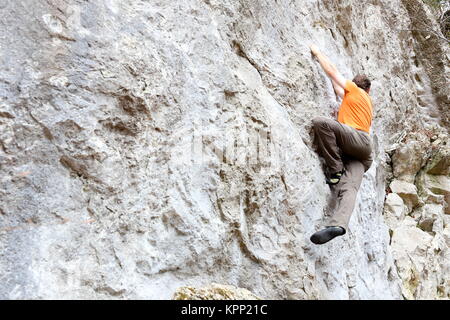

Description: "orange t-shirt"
337 80 373 133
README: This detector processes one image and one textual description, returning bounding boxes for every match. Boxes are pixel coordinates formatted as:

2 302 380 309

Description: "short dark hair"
352 74 371 91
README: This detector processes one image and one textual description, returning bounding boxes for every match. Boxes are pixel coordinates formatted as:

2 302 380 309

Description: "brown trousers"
312 116 373 230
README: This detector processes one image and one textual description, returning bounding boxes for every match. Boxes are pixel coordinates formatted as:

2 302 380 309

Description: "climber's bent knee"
312 116 331 130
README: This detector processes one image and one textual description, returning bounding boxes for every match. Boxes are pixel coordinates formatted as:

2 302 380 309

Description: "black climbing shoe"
326 170 344 185
310 226 346 245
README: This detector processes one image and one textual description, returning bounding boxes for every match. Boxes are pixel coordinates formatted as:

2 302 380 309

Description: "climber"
308 44 373 245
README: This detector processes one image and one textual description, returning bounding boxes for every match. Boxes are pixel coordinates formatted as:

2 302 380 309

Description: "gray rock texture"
0 0 448 299
173 283 261 300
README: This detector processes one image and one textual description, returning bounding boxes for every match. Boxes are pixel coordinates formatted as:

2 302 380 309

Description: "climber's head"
352 74 371 93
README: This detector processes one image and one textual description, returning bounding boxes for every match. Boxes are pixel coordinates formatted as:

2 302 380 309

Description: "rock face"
0 0 448 299
173 283 261 300
386 134 450 299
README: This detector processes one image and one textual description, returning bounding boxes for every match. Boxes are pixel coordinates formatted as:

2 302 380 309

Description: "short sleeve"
344 80 358 94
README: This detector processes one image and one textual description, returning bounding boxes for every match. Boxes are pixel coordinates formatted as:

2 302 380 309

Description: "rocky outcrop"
173 283 261 300
385 132 449 299
0 0 448 299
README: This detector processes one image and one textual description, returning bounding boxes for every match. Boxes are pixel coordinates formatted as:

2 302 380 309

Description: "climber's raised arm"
309 44 346 93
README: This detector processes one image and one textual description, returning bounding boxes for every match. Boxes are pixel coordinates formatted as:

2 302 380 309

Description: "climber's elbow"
328 70 346 90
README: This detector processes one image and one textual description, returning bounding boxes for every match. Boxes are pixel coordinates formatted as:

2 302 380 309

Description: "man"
308 44 373 245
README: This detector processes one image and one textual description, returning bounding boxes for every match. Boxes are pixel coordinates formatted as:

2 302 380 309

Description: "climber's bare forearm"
309 44 346 90
314 51 338 78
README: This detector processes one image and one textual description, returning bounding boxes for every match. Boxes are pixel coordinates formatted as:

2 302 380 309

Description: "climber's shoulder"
344 80 359 93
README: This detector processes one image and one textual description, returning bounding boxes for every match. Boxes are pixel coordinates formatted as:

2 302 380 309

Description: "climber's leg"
312 116 344 174
312 116 372 174
325 159 366 230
